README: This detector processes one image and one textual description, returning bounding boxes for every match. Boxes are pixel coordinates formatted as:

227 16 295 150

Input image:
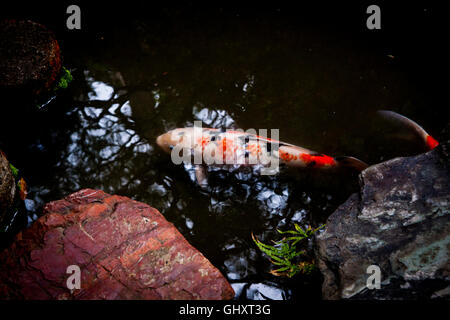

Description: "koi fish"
377 110 439 151
156 127 368 187
156 111 439 187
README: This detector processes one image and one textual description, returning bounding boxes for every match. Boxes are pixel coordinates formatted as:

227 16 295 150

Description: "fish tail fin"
335 156 369 172
377 110 439 150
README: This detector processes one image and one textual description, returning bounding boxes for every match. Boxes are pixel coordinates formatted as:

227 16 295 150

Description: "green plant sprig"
54 67 73 91
252 224 325 277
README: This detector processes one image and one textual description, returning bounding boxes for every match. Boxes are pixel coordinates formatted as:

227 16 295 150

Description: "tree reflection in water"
7 68 356 300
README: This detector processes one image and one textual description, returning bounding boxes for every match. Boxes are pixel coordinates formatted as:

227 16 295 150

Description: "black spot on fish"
211 136 216 141
169 145 174 150
244 136 250 143
245 150 250 158
266 143 271 152
220 128 226 133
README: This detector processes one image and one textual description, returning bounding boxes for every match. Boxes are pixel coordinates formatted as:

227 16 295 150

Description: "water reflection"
193 105 236 128
0 63 362 300
245 282 289 300
39 70 340 300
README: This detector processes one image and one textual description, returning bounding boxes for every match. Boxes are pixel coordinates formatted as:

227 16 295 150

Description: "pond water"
0 5 446 300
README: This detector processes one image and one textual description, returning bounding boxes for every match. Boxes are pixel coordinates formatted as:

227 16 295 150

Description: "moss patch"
54 66 73 91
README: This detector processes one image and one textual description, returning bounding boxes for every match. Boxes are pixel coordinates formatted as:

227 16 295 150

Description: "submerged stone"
0 20 61 97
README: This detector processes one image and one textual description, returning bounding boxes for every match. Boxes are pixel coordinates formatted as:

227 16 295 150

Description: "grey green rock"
315 141 450 299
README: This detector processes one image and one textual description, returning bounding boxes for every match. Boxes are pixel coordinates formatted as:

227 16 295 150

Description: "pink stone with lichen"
0 189 234 300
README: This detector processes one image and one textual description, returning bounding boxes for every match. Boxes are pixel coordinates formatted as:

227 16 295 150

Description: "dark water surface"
1 3 447 299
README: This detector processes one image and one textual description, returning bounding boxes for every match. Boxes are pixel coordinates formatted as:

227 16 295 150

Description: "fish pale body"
156 127 337 169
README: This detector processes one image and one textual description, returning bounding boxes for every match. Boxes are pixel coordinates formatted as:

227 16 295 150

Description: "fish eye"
169 145 174 150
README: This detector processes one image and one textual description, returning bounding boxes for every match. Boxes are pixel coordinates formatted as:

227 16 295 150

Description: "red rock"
0 189 234 300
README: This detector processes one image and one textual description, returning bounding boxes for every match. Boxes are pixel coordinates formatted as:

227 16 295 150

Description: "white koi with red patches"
157 128 339 169
156 110 437 187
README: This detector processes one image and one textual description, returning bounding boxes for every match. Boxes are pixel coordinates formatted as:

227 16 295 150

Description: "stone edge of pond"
314 140 450 300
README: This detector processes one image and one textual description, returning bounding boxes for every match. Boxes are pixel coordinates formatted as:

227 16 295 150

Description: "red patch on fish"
198 136 210 150
426 135 439 150
221 137 237 161
300 153 336 168
279 150 292 162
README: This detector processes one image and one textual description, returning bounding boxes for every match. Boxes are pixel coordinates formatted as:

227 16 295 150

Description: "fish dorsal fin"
194 165 208 188
252 135 297 148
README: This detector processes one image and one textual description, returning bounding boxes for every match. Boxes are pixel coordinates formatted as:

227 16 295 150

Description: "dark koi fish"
377 110 439 151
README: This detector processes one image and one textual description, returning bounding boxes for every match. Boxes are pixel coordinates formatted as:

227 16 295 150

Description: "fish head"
156 129 179 153
156 128 192 153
